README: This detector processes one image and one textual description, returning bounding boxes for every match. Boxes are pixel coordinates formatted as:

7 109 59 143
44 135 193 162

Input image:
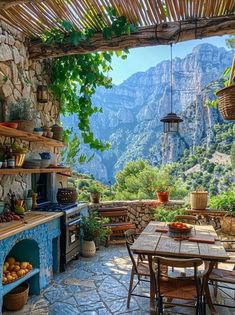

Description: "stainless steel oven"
65 217 81 263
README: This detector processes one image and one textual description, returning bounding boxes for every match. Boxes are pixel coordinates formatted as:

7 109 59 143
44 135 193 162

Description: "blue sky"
110 35 229 85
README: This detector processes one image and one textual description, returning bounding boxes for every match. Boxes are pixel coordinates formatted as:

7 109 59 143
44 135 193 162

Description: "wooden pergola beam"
0 0 44 10
29 15 235 60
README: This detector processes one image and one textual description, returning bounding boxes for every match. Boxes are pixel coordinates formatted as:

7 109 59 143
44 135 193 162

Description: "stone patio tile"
104 297 139 314
43 287 70 304
48 302 80 315
74 289 101 306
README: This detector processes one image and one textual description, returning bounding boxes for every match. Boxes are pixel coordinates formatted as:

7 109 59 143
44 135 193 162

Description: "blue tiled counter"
0 212 62 312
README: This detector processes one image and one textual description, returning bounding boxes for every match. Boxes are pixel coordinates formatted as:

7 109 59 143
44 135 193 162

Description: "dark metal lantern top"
160 112 183 123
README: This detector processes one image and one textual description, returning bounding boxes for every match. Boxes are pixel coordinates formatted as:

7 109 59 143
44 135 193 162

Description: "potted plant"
153 173 172 203
89 184 103 203
81 211 109 257
209 191 235 235
216 56 235 120
190 187 208 210
11 143 29 167
9 98 35 132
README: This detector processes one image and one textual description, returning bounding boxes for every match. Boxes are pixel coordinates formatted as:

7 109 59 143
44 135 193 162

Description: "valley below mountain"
62 43 234 184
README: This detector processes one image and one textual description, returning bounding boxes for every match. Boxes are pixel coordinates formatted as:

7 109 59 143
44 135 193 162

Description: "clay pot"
82 240 96 257
157 192 169 203
51 124 63 141
90 193 100 204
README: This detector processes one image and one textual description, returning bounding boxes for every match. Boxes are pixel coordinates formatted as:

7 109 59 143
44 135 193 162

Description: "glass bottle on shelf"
7 148 15 168
2 147 8 168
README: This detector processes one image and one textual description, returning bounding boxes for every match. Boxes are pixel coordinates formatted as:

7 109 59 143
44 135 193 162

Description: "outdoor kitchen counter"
0 211 63 241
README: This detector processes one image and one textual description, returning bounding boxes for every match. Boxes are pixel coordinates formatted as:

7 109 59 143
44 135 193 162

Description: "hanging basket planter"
216 55 235 120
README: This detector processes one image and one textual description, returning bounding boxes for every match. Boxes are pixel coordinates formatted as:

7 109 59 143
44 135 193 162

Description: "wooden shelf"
0 167 71 175
0 125 65 147
3 268 40 295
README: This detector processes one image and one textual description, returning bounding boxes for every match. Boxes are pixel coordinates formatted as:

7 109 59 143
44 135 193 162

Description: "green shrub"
209 190 235 213
153 207 186 222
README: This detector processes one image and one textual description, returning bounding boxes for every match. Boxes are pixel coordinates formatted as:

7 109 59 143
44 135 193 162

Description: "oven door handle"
68 218 81 226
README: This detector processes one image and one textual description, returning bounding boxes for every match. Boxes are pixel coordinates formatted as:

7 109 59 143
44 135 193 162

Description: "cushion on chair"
159 277 198 300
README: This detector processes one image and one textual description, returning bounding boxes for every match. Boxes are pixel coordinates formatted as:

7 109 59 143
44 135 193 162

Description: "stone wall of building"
0 21 60 200
89 200 185 232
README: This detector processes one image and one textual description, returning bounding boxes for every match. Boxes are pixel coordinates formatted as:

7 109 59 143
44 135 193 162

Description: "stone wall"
89 200 184 232
0 21 60 200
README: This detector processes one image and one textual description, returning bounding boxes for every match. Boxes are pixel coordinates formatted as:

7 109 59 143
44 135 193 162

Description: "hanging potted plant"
89 184 102 203
190 187 208 210
81 211 109 257
216 55 235 120
9 98 35 132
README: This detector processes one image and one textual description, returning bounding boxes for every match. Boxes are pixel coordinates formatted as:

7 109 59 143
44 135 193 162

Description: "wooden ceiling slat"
150 0 162 24
165 0 177 21
0 0 233 38
156 0 167 22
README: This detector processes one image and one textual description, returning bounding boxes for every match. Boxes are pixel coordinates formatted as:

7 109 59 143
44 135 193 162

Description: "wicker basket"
3 282 29 311
216 55 235 121
14 120 34 133
221 215 235 236
190 191 208 210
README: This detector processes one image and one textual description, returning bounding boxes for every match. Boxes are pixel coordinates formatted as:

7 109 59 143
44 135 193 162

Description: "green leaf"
70 32 82 46
62 20 73 32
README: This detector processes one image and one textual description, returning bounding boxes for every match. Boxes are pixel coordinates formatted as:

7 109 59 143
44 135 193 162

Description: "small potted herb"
89 184 103 203
153 174 171 203
9 98 35 132
81 211 109 257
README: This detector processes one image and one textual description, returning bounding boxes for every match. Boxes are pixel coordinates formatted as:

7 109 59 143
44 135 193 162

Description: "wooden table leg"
204 261 218 315
148 255 156 315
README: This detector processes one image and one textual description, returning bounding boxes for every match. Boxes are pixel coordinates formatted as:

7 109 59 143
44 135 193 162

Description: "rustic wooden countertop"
0 211 63 241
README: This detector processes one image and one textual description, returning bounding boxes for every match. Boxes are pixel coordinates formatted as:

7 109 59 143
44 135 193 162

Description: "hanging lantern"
160 112 183 133
37 85 48 103
160 44 183 133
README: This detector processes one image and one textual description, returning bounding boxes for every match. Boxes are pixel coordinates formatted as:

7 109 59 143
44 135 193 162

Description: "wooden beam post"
0 0 44 10
29 15 235 60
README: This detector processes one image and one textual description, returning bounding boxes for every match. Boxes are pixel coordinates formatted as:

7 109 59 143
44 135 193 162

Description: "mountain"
62 44 234 183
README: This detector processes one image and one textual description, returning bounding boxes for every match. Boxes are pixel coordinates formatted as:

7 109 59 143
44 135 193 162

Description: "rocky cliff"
62 44 233 182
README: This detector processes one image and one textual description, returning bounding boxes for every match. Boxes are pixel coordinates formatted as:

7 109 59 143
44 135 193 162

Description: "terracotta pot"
90 193 100 204
157 192 169 203
82 240 96 257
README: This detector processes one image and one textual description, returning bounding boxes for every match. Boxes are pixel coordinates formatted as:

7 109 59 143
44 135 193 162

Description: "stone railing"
89 199 184 232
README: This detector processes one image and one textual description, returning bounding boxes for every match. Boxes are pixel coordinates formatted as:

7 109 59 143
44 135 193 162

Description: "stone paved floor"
3 245 235 315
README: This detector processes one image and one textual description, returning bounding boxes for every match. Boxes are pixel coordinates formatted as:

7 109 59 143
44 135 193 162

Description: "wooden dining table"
131 221 229 315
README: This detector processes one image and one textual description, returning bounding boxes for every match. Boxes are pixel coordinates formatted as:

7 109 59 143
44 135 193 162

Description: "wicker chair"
149 256 205 315
208 240 235 309
124 229 152 308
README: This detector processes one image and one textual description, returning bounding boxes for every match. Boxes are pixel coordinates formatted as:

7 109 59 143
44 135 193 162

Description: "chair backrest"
175 214 198 224
153 256 203 298
124 229 138 274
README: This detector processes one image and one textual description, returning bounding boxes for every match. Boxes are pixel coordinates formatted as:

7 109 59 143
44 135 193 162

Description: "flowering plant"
156 185 171 193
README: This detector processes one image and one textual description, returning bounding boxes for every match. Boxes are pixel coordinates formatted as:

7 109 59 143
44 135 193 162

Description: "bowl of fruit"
168 222 193 239
2 257 33 285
